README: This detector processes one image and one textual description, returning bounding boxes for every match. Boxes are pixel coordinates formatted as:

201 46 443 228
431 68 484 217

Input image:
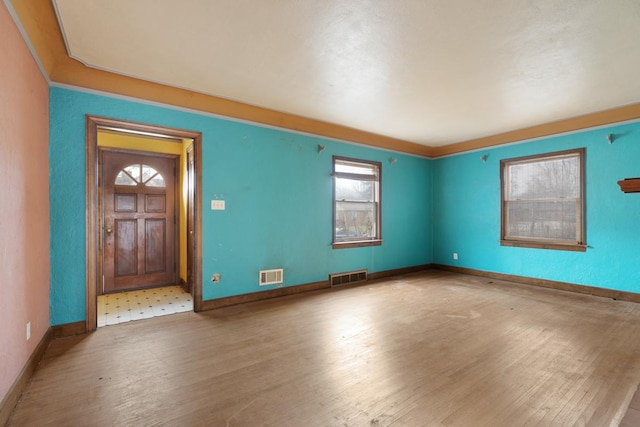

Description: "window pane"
115 171 137 186
501 149 584 249
335 162 376 175
124 165 141 183
333 157 381 246
335 201 377 239
335 177 374 201
141 165 158 183
507 155 579 200
116 164 166 187
146 174 166 187
140 164 166 187
507 200 577 240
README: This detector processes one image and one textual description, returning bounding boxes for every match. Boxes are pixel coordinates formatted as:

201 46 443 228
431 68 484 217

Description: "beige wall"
0 2 51 402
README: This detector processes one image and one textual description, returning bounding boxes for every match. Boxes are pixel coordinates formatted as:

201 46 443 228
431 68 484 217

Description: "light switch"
211 200 225 210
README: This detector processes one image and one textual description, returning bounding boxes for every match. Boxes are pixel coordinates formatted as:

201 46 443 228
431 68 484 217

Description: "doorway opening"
97 285 192 327
86 116 203 331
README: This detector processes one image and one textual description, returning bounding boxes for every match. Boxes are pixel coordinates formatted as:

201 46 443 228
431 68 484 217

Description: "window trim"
500 148 586 252
332 156 382 249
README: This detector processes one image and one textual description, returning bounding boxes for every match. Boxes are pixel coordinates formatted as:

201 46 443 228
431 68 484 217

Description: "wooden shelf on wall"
617 178 640 193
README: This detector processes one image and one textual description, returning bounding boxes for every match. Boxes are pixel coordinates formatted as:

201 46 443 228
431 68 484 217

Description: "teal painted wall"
49 87 433 326
433 121 640 293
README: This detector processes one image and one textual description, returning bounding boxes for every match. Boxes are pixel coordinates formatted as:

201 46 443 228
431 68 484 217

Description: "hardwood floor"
621 385 640 427
8 271 640 426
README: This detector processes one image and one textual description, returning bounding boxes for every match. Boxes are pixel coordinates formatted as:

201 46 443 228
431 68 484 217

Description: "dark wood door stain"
102 150 177 293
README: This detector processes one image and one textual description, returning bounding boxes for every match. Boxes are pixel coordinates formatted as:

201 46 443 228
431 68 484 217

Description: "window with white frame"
332 156 382 248
500 148 585 251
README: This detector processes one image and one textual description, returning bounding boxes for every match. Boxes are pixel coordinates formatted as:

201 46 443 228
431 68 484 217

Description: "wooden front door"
102 150 177 294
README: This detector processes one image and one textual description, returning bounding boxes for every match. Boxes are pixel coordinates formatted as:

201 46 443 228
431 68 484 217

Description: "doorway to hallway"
86 116 203 332
100 149 178 294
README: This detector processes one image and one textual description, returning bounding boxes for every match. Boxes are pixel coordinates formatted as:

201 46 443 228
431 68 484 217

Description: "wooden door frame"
86 115 203 332
185 143 195 294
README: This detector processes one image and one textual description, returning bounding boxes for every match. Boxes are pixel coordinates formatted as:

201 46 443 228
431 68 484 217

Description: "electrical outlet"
26 321 31 341
453 253 458 260
210 200 225 210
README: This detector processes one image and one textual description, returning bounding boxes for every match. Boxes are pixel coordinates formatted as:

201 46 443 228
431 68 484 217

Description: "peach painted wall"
0 2 50 403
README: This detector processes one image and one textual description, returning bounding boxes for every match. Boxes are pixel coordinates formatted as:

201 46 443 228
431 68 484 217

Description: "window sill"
500 239 587 252
333 239 382 250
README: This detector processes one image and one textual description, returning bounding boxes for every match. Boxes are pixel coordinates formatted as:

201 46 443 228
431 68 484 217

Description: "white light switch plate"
211 200 225 210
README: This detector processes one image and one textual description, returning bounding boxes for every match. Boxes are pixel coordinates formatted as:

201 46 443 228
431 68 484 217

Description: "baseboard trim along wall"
0 327 52 427
201 264 433 311
47 265 434 335
51 321 87 338
433 264 640 303
368 264 433 281
200 280 330 311
48 262 640 337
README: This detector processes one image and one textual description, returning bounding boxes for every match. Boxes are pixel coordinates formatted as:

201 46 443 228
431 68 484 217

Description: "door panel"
115 219 137 276
102 150 177 293
115 194 136 212
145 219 166 273
145 195 166 212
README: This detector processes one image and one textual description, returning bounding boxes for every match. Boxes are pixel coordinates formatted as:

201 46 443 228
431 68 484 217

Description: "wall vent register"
259 269 284 286
330 270 368 287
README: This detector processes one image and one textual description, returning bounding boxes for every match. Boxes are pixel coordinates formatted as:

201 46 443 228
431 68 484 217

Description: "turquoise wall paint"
50 84 640 327
49 87 433 326
433 121 640 293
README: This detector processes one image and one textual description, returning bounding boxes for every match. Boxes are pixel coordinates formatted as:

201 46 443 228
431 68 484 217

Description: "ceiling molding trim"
8 0 64 78
3 0 50 83
11 0 640 160
11 0 433 158
51 57 432 157
431 103 640 157
435 116 640 159
52 81 432 159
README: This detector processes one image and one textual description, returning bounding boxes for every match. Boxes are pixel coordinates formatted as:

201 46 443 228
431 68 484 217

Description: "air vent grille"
259 269 283 286
330 270 368 287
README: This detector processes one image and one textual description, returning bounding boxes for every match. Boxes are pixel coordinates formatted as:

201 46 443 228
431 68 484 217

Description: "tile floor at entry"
97 285 193 327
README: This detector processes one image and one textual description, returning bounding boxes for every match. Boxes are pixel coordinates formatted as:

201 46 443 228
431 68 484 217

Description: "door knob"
105 226 113 234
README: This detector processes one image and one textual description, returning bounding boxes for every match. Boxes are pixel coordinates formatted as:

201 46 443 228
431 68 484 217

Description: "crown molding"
7 0 640 158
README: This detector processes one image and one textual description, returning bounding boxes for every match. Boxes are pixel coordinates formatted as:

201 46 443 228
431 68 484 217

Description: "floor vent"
330 269 368 287
259 269 283 286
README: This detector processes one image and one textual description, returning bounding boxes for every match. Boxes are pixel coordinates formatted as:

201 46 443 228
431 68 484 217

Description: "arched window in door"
115 164 166 187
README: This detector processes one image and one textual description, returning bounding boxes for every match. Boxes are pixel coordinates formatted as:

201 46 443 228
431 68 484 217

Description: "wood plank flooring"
621 385 640 426
8 271 640 426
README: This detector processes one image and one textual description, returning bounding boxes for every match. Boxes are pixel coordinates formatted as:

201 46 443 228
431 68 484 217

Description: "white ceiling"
52 0 640 147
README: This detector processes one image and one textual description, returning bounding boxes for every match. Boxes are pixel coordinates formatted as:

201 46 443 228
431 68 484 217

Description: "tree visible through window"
333 156 382 249
500 148 585 251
